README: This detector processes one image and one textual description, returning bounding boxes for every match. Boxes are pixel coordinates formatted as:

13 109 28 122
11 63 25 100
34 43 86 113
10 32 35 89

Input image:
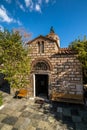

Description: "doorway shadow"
35 74 48 98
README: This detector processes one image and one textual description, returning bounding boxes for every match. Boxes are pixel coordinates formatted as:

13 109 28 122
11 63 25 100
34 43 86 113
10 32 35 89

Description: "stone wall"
50 54 83 95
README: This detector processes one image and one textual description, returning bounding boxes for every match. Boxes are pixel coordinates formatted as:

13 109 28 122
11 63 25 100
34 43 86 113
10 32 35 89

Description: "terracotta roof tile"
57 48 77 54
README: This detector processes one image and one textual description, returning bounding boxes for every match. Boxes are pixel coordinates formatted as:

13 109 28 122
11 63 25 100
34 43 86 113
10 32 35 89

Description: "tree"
13 27 32 47
0 29 31 90
69 37 87 84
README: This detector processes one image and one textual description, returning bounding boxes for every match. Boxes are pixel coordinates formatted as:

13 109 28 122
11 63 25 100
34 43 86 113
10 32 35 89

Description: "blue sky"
0 0 87 47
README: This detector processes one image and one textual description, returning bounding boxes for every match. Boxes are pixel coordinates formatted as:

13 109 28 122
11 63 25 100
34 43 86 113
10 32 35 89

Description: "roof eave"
27 35 57 44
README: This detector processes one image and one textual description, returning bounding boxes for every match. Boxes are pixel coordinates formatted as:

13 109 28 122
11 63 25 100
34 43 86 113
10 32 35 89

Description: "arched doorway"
32 59 51 98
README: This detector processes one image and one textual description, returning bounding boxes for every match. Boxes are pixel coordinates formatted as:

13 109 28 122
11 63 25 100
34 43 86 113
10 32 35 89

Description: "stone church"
27 27 83 104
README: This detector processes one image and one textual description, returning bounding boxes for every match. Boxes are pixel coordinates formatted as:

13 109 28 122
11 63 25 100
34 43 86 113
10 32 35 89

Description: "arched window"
41 41 44 53
38 41 40 53
33 61 49 70
38 41 44 53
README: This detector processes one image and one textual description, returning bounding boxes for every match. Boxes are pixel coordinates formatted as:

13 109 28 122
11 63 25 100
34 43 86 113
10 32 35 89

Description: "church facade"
27 28 83 103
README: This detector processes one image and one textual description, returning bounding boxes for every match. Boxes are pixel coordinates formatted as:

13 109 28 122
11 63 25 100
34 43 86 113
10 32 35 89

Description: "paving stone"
31 114 42 120
48 116 55 123
0 114 7 122
72 115 82 122
38 111 44 115
75 123 87 130
55 112 63 121
63 115 72 123
38 120 53 130
83 116 87 123
20 111 32 117
65 124 75 130
19 118 30 130
56 124 64 130
43 110 49 114
30 119 38 127
12 128 18 130
42 115 48 121
38 108 44 113
36 128 42 130
71 109 79 116
78 110 84 117
20 105 27 111
0 108 14 115
0 123 4 129
63 120 75 130
56 121 74 130
1 124 13 130
27 125 36 130
11 111 22 117
61 124 70 130
63 108 71 116
1 92 87 130
57 107 63 113
14 117 30 130
79 110 87 118
14 117 25 128
36 128 41 130
2 116 18 125
25 107 37 113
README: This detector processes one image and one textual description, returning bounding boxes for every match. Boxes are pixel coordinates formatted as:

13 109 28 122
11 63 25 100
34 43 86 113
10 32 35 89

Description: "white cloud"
12 19 22 26
0 5 22 25
0 5 13 23
51 0 56 5
16 1 25 12
5 0 11 4
25 0 33 7
24 0 55 12
45 0 49 3
19 4 25 12
38 0 42 5
16 20 22 26
35 4 41 12
24 0 42 12
24 0 34 11
5 0 56 14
